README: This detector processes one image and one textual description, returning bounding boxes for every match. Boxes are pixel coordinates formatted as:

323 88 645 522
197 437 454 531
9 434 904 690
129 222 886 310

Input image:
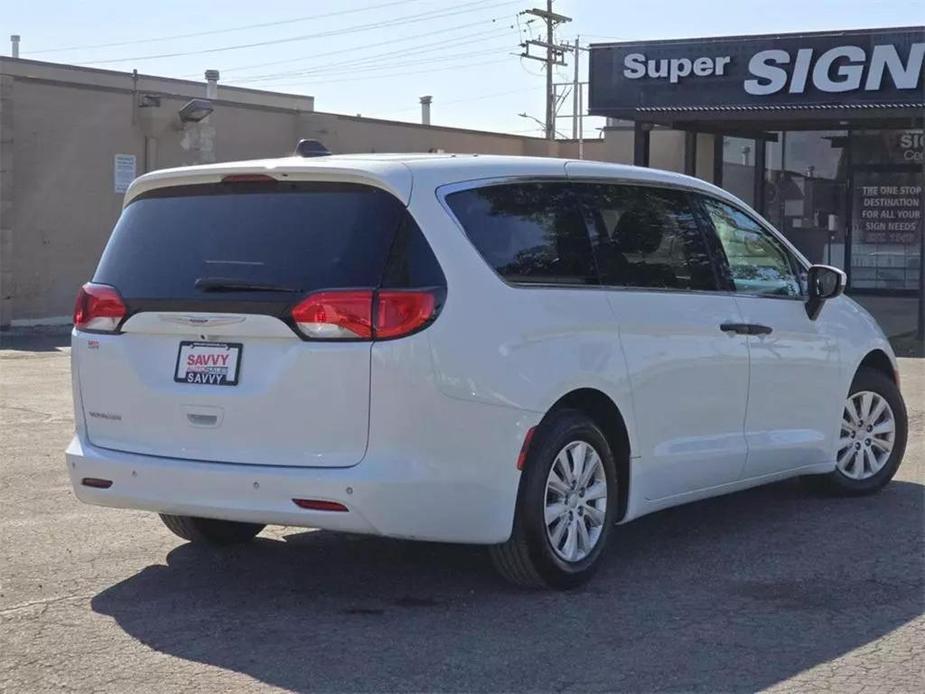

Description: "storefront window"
758 128 921 292
849 130 923 292
722 136 757 207
764 131 849 269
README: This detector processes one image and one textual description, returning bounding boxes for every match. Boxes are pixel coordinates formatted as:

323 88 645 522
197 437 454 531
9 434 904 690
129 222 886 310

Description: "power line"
231 26 518 83
237 46 516 86
580 34 632 41
213 14 522 76
28 0 432 55
78 0 520 65
234 27 516 80
249 56 511 90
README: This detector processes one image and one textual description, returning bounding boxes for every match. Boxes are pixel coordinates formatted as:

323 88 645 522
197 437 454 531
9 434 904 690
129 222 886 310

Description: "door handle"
720 322 773 336
748 324 773 335
183 405 224 428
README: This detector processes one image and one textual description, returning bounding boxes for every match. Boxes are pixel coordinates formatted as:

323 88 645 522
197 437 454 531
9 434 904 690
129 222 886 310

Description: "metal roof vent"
294 139 331 157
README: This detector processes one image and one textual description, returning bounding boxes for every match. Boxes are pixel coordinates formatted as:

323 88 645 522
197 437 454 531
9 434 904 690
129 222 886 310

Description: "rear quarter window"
444 182 598 285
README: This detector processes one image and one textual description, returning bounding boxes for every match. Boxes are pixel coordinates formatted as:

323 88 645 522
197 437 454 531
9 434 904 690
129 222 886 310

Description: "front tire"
159 514 265 545
803 367 907 496
491 409 618 589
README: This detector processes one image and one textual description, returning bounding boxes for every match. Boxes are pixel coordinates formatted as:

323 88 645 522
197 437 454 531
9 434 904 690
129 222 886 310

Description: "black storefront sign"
589 27 925 116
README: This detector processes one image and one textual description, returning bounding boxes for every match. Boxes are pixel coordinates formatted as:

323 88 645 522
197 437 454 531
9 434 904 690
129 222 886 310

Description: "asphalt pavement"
1 333 922 693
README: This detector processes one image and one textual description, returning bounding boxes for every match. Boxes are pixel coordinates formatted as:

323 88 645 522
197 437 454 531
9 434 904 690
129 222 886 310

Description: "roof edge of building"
0 56 315 111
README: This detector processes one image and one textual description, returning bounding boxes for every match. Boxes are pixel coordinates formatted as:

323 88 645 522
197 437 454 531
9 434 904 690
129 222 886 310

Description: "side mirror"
805 264 846 320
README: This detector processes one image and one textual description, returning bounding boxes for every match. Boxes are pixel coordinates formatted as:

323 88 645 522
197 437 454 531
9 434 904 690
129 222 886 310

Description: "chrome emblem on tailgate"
159 315 247 327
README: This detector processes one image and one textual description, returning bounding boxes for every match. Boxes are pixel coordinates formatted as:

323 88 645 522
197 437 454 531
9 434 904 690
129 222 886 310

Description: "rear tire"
159 514 265 545
802 367 907 496
491 409 618 589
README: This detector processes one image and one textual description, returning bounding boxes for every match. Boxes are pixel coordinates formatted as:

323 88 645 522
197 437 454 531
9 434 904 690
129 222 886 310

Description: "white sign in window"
114 154 136 193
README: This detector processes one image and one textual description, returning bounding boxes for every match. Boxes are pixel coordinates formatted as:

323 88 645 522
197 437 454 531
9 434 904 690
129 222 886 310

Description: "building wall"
0 74 13 328
0 58 680 325
6 78 140 322
3 80 314 320
649 130 686 172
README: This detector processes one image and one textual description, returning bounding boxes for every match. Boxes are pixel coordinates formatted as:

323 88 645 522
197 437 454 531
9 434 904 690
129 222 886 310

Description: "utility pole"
544 0 555 141
520 1 571 141
569 36 586 159
552 39 587 156
571 36 580 140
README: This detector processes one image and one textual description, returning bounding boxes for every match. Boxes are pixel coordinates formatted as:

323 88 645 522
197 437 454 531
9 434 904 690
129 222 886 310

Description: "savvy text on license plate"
174 341 243 386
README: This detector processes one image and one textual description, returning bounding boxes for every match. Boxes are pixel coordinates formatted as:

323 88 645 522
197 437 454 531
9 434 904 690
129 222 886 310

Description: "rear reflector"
290 289 439 341
516 426 537 470
293 499 349 512
81 477 113 489
73 283 126 332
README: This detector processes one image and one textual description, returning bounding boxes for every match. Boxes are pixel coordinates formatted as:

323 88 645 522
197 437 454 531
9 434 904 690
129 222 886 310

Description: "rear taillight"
376 291 438 339
291 290 374 339
73 283 126 332
290 289 439 341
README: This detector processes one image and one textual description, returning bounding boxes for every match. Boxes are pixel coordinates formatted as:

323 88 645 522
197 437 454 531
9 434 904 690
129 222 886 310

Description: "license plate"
174 341 243 386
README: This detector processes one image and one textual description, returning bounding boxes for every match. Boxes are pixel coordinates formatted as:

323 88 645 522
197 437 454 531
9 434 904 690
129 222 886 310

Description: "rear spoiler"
123 159 413 207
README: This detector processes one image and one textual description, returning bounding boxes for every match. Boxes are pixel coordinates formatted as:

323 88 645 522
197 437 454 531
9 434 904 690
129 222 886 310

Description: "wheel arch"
544 388 631 522
857 348 898 385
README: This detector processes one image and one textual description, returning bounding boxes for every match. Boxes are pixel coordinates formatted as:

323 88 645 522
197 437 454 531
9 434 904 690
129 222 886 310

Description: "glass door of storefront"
758 128 922 295
763 131 850 271
848 130 923 294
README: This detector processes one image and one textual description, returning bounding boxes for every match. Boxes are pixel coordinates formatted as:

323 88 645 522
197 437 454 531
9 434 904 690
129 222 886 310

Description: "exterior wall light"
178 99 213 123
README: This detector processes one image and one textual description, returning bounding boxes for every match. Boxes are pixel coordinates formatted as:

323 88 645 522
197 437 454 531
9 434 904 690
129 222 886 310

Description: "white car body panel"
75 314 372 468
67 153 900 543
605 290 750 500
733 295 843 477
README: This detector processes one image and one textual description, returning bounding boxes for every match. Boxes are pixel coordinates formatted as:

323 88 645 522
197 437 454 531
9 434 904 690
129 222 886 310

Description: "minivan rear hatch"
77 178 408 468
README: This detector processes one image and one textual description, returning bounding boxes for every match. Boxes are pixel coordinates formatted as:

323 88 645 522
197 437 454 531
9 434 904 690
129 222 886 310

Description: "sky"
3 0 922 137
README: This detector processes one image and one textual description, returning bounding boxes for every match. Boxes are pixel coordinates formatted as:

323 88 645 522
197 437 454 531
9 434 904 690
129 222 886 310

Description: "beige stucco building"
0 57 719 326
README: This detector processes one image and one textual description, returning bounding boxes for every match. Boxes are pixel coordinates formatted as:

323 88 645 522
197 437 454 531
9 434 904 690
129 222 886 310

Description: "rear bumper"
66 434 522 544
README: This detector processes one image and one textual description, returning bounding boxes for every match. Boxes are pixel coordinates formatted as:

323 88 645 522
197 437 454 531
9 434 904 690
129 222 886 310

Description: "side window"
701 197 802 297
444 182 598 285
579 184 718 291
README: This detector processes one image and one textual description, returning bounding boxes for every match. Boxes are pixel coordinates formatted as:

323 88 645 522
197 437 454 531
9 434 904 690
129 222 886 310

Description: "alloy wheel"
544 440 608 563
837 390 896 480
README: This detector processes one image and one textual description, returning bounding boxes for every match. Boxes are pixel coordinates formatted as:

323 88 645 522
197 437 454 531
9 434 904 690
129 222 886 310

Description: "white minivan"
67 150 908 588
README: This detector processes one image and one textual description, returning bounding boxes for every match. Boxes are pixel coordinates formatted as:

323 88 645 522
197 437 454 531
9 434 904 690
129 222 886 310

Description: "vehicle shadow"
0 330 71 352
92 479 924 693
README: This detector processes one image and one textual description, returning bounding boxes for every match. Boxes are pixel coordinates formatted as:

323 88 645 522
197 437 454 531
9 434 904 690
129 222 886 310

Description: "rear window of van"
95 181 405 301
